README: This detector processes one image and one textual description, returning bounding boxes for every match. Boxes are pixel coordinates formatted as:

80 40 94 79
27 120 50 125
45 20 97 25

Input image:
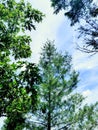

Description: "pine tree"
30 40 98 130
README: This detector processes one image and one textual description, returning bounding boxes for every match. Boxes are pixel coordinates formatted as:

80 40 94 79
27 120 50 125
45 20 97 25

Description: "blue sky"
0 0 98 128
27 0 98 104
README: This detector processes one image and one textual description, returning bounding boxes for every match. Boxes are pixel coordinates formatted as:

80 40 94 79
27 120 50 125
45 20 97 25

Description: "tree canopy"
50 0 98 53
0 0 44 129
0 0 44 59
50 0 92 25
77 16 98 54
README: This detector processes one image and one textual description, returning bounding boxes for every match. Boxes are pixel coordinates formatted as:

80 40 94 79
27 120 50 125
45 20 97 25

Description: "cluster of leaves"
51 0 92 25
50 0 98 53
0 0 44 129
77 18 98 54
0 0 44 59
0 60 41 130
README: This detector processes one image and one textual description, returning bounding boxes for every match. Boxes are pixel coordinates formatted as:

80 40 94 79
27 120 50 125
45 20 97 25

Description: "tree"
50 0 98 53
50 0 92 25
76 16 98 54
29 40 98 130
0 0 44 129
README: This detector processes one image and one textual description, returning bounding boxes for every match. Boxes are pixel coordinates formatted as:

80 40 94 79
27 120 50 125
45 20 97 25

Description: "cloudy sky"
0 0 98 128
27 0 98 104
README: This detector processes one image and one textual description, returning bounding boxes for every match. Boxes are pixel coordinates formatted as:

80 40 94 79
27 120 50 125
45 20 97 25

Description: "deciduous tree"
0 0 44 129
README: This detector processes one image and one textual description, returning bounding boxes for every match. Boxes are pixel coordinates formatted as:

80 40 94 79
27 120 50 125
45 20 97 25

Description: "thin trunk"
47 89 51 130
47 111 51 130
47 53 51 130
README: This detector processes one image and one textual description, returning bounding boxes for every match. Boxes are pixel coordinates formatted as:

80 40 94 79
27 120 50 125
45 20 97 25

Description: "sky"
0 0 98 128
26 0 98 104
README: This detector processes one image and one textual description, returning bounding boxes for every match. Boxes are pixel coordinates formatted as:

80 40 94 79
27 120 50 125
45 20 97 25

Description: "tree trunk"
47 83 51 130
47 111 51 130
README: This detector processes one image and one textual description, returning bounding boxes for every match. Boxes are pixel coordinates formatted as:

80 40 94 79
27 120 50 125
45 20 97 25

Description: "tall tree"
29 41 98 130
0 0 44 129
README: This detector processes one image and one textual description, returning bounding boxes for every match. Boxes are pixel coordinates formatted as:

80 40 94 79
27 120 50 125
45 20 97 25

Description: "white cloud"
82 87 98 104
73 49 98 70
25 0 68 63
82 89 91 97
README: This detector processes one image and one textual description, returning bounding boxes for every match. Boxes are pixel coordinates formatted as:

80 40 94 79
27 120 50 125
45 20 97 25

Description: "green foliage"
51 0 92 25
30 41 98 129
75 102 98 129
76 17 98 54
0 0 44 129
50 0 98 53
0 60 41 129
0 0 44 59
